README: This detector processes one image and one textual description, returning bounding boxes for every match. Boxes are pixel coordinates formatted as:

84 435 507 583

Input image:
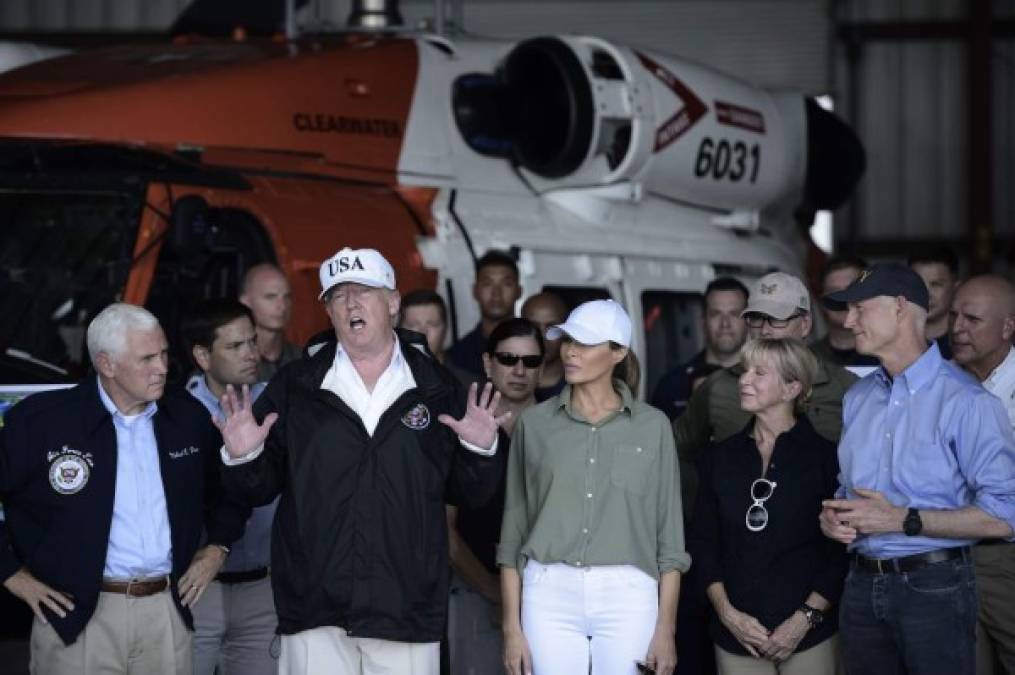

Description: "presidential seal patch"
401 403 431 430
49 453 90 495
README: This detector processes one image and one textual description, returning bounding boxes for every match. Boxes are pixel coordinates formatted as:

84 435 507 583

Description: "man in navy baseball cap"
821 262 929 313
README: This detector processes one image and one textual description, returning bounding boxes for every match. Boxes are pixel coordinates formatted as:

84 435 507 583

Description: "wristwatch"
798 604 824 629
903 507 923 536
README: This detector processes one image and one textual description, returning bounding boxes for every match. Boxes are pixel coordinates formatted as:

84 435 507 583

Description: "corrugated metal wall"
0 0 832 92
400 0 831 93
993 35 1015 241
835 0 1013 257
845 40 968 242
0 0 189 30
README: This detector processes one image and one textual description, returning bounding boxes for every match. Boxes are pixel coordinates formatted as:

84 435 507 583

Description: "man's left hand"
178 545 227 607
438 382 510 449
822 488 906 536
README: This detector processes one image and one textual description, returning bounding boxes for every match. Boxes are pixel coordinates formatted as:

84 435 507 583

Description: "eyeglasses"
493 352 544 368
745 313 803 329
746 478 777 532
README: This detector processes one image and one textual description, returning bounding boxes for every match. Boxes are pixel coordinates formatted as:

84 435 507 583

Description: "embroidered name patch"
49 453 90 495
401 403 431 430
169 446 199 460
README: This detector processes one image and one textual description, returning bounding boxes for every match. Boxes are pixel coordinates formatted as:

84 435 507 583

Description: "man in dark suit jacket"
0 303 247 674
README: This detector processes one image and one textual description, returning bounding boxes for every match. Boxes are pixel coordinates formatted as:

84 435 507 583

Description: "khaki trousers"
974 542 1015 675
279 625 438 675
715 635 838 675
30 588 191 675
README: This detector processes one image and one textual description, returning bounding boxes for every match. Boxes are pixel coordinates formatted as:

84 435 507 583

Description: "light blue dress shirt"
837 343 1015 558
186 374 275 572
98 381 173 579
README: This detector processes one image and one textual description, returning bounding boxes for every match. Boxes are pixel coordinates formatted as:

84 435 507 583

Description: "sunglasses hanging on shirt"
746 478 777 532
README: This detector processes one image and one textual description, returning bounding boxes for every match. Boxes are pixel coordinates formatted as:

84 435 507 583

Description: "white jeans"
521 560 659 675
279 626 438 675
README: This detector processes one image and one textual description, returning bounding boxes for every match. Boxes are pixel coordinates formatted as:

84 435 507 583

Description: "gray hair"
86 303 161 366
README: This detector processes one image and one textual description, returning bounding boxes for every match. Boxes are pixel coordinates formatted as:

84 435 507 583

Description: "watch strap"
798 603 823 628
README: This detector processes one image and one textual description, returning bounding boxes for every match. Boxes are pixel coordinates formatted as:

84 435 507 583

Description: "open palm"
438 382 510 449
213 384 278 459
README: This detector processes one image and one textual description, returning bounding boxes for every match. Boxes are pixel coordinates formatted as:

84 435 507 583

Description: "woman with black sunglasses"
688 337 846 674
499 300 689 675
446 318 544 675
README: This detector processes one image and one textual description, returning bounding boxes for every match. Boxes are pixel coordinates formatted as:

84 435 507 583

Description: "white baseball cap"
319 247 396 299
742 272 811 320
545 299 632 347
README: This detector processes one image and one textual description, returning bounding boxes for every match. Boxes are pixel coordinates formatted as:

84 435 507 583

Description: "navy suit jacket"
0 377 248 645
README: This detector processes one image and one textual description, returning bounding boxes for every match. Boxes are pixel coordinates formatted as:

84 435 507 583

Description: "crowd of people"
1 243 1014 675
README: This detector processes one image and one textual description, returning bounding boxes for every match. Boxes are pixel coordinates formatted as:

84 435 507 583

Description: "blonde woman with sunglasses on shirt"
688 337 846 675
498 300 689 675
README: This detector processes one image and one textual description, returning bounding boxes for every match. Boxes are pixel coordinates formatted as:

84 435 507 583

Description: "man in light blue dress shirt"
0 303 243 674
183 299 279 675
819 264 1015 675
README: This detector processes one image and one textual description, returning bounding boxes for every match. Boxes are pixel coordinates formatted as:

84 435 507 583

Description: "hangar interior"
1 0 1012 273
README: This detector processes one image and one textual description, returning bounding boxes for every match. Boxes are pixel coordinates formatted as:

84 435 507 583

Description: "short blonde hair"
739 338 818 414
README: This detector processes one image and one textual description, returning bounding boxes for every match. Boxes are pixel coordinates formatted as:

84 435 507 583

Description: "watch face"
904 509 922 536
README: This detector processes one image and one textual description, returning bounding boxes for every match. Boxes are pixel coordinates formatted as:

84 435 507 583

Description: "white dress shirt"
983 346 1015 432
98 381 173 579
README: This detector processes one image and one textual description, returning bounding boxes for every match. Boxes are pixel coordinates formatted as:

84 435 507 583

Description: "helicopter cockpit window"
642 290 704 400
0 191 143 383
145 206 275 384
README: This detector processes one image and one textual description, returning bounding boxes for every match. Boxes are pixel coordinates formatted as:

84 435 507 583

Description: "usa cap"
319 247 396 300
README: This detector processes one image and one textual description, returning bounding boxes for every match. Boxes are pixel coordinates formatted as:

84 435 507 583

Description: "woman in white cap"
497 299 690 675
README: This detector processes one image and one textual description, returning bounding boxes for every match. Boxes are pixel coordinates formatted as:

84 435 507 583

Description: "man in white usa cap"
215 247 508 674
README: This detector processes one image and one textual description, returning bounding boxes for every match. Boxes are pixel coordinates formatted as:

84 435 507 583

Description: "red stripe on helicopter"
635 51 708 152
715 100 766 134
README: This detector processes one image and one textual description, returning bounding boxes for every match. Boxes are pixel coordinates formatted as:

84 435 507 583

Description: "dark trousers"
840 555 977 675
675 563 716 675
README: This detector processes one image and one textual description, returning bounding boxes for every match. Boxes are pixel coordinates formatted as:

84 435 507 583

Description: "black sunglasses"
493 352 543 368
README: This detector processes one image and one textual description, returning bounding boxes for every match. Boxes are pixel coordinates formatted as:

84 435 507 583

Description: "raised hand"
212 384 278 459
438 382 511 450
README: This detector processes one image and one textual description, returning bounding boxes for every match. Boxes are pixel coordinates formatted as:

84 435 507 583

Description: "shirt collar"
985 346 1015 388
332 332 406 376
555 380 635 419
97 378 158 421
878 341 941 393
185 373 266 415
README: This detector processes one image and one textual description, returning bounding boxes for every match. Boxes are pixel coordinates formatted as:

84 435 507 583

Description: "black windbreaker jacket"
222 330 502 642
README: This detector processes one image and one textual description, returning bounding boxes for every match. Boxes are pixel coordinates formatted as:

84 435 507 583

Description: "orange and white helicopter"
0 0 863 397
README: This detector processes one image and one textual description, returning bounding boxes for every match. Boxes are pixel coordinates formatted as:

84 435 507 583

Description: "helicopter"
0 0 863 398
